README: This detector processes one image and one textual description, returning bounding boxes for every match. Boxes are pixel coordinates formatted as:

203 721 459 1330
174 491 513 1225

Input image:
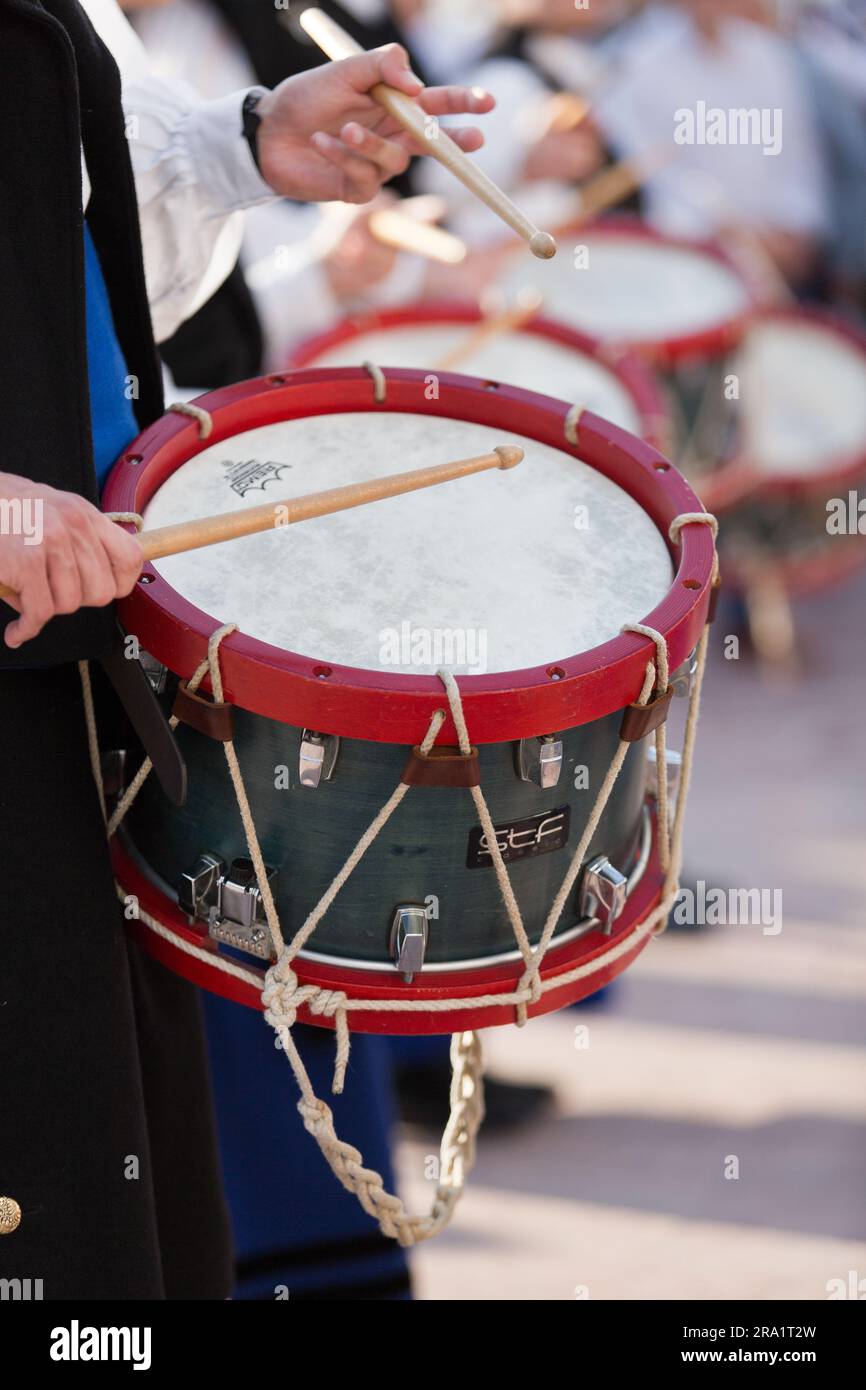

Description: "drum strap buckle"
172 679 235 742
401 743 481 788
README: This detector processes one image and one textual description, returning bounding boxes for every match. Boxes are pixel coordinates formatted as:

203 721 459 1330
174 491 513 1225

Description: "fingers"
416 85 495 120
391 125 486 155
341 46 494 124
45 534 83 617
2 507 142 649
92 514 143 599
311 127 409 203
367 43 424 98
339 122 412 179
4 564 54 649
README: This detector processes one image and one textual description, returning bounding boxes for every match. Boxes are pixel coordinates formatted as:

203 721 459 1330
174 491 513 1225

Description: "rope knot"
298 1096 333 1134
307 987 349 1020
262 962 302 1028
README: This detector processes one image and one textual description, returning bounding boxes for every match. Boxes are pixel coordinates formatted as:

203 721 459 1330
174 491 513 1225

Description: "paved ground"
397 569 866 1300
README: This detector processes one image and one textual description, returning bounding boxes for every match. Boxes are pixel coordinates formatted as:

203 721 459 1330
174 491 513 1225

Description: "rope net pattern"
80 510 717 1245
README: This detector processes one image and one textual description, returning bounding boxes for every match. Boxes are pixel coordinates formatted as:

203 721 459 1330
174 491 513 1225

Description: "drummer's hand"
324 199 399 302
523 128 605 185
0 475 142 648
256 46 495 204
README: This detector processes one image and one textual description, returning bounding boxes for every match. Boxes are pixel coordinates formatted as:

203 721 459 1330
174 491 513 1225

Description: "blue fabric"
83 223 138 486
202 995 411 1300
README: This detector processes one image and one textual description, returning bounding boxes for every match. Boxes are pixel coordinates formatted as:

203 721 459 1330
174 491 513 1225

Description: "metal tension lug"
209 857 278 961
389 904 429 983
578 856 628 934
620 687 674 742
298 730 340 788
516 734 563 788
647 746 682 804
669 649 698 699
178 851 226 921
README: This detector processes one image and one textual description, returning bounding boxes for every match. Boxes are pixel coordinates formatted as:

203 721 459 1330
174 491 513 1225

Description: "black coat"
0 0 232 1298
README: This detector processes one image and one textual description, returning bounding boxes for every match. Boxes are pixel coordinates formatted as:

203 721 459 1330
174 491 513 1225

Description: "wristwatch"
241 88 269 173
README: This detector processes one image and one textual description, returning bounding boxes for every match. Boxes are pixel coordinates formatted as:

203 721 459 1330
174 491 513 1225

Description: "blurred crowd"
115 0 866 385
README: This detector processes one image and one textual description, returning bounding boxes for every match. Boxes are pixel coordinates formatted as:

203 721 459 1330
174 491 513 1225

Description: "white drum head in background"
304 323 644 435
497 230 751 346
734 317 866 480
143 413 673 676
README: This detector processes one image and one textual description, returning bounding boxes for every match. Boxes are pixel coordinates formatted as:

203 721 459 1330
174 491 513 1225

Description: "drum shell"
124 702 648 967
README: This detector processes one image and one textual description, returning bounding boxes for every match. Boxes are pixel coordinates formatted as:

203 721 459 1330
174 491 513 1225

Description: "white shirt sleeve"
79 0 275 343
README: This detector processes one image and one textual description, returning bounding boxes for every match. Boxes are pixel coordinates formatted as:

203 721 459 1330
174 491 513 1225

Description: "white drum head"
498 232 750 345
305 323 643 434
145 413 673 676
736 318 866 478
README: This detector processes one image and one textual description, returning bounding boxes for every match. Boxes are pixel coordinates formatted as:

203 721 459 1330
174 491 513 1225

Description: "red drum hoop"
103 369 715 747
493 216 764 367
286 299 672 452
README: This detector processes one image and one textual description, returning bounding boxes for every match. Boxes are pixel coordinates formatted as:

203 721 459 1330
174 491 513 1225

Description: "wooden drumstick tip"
494 445 524 469
530 231 557 260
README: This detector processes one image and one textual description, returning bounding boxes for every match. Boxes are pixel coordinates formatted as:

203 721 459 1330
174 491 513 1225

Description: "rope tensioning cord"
79 508 717 1245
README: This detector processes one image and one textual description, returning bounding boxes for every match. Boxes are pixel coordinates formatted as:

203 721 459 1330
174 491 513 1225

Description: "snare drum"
701 308 866 595
102 369 715 1036
495 218 757 365
287 301 671 450
493 218 761 494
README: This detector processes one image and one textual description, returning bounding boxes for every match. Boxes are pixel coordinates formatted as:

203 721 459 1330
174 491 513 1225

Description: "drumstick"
299 7 557 260
434 290 544 371
572 148 670 226
0 446 524 605
368 207 467 264
542 92 591 136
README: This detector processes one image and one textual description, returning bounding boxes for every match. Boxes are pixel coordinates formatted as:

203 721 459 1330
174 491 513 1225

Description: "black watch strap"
241 88 268 173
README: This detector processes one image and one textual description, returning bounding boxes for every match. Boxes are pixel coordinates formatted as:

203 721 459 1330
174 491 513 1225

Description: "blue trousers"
203 994 411 1300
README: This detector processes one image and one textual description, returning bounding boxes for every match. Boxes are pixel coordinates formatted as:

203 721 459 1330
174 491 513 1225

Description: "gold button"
0 1197 22 1234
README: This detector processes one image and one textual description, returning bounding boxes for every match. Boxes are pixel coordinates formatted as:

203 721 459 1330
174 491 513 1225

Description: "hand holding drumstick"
0 447 523 646
300 8 557 259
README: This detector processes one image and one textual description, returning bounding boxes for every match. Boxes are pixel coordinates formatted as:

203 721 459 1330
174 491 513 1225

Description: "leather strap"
619 687 673 743
99 624 187 806
173 680 235 742
401 744 480 788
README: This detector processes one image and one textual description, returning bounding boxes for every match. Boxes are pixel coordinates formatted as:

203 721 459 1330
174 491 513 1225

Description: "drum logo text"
223 458 293 497
467 807 570 869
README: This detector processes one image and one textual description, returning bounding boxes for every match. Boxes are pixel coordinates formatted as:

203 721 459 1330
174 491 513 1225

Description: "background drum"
699 308 866 597
287 301 671 451
493 216 759 364
490 217 765 494
102 368 715 1035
